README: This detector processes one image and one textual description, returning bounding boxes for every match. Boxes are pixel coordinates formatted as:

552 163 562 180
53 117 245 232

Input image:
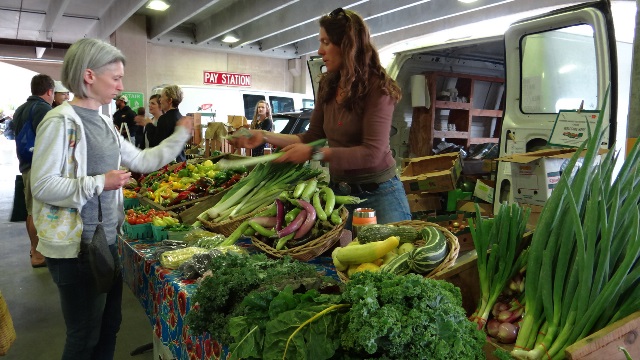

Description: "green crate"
123 222 153 240
123 197 140 210
152 225 168 241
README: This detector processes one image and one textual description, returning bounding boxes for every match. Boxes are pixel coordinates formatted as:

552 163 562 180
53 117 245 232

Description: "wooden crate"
178 189 228 225
566 311 640 360
431 250 480 316
139 194 210 214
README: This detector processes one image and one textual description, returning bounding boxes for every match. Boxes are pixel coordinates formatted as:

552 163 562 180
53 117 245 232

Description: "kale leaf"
339 271 486 360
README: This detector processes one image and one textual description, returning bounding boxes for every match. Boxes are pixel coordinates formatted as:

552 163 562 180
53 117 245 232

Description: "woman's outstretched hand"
229 129 264 150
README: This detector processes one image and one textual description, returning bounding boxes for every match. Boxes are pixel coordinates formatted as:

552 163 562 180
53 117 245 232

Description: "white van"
308 0 634 212
151 85 314 126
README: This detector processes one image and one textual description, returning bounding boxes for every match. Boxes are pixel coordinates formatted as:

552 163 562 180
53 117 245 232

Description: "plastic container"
352 208 377 238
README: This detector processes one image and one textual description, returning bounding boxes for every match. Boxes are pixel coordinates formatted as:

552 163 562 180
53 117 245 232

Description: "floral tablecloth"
118 236 340 360
118 237 228 360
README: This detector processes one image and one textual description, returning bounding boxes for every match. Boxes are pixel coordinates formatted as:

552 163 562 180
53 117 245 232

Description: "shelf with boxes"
409 71 504 157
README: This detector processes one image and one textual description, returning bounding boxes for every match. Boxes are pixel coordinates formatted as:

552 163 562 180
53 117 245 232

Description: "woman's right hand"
229 130 264 149
134 115 151 126
176 115 194 133
104 169 131 190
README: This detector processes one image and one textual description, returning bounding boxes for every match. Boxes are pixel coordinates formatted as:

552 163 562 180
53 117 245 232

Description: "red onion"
486 319 500 338
497 322 519 344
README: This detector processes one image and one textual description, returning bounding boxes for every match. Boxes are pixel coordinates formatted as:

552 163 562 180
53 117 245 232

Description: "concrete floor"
0 136 154 360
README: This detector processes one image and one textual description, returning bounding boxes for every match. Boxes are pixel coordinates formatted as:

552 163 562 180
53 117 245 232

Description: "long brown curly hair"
316 8 401 117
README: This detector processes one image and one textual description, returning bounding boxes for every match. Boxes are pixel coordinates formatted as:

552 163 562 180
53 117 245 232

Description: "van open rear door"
494 0 618 212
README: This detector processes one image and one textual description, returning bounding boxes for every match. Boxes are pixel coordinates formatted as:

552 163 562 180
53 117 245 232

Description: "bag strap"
25 103 36 131
97 195 102 223
120 122 131 143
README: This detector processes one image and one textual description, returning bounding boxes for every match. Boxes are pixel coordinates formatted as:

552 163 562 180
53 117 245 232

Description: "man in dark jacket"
10 74 54 267
113 94 140 146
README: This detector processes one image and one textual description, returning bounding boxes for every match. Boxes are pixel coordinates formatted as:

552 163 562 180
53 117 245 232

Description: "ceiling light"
147 0 170 11
458 0 478 3
222 31 240 43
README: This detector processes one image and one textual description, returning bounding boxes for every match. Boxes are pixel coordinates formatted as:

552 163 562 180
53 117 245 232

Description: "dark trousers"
46 244 123 360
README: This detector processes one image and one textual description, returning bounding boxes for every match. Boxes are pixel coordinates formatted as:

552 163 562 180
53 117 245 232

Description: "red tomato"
135 218 146 225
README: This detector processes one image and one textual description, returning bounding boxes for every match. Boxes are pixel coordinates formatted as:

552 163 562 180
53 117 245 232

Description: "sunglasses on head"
329 7 347 19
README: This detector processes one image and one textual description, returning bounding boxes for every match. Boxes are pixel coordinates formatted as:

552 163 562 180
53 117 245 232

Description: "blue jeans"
342 176 411 229
46 244 123 360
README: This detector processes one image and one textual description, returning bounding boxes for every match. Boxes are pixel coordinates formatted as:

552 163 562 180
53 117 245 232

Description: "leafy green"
339 271 486 360
186 253 337 345
228 287 346 360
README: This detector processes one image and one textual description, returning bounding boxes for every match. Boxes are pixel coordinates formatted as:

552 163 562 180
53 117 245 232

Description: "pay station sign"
203 71 251 87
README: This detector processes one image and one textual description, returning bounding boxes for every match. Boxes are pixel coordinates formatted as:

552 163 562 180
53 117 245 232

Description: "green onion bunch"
512 88 640 359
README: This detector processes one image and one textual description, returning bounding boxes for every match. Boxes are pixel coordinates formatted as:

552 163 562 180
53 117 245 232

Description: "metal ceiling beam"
194 0 299 45
148 0 221 39
372 0 582 52
88 0 147 40
42 0 71 40
229 0 366 49
260 0 429 51
295 0 514 55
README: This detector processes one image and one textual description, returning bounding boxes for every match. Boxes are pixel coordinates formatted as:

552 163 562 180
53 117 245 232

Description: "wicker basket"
198 205 271 237
251 206 348 262
337 220 460 282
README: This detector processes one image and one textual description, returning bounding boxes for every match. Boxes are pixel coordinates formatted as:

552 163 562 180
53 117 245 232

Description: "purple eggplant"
277 210 307 238
250 216 277 228
275 199 285 232
294 199 316 239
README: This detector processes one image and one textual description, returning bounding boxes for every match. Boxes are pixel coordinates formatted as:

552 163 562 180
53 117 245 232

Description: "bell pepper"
177 168 190 178
172 161 187 174
167 190 193 206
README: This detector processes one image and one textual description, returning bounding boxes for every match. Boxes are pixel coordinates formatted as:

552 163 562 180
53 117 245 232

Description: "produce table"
118 236 339 360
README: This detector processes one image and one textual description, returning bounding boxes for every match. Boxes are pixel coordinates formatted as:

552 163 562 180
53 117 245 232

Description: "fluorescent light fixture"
458 0 478 3
147 0 170 11
222 31 240 43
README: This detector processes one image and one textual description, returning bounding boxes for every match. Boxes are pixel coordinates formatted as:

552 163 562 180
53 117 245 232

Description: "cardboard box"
227 115 248 129
474 179 495 204
400 152 462 194
406 193 442 213
496 148 603 207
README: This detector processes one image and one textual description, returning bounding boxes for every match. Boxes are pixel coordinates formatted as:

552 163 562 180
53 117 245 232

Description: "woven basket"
198 205 271 237
337 220 459 282
0 291 16 356
251 206 348 262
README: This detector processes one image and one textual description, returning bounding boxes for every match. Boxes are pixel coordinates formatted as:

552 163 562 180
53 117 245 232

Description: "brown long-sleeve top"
298 86 397 184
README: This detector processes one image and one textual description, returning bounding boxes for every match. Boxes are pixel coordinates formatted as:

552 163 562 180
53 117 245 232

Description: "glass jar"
352 208 377 238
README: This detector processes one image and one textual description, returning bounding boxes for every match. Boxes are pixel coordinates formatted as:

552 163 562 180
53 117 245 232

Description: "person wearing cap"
113 94 140 147
52 80 70 108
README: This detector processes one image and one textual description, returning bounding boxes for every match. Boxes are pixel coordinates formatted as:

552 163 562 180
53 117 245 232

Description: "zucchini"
409 226 448 273
358 225 419 244
334 236 400 265
381 252 411 275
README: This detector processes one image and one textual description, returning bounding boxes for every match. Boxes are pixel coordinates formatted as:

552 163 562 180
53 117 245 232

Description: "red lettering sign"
203 71 251 87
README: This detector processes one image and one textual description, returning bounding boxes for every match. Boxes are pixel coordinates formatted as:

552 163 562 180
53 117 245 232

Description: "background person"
249 100 273 157
112 94 139 145
9 74 54 268
30 38 193 360
134 94 163 149
144 85 187 162
231 8 411 227
52 80 70 108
